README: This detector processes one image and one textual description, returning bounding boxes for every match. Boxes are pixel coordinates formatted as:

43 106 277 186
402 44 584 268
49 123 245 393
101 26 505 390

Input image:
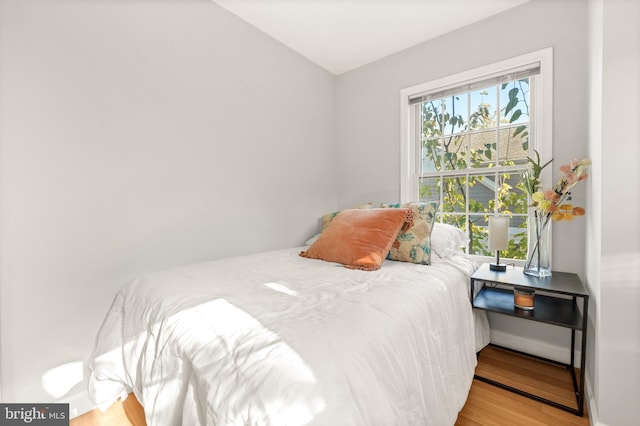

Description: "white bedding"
88 247 488 426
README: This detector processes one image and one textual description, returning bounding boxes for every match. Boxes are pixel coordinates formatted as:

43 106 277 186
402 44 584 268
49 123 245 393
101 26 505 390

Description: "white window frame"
399 48 553 262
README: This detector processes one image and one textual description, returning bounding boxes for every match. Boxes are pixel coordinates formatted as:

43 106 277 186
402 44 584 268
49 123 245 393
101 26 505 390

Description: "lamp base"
489 262 507 272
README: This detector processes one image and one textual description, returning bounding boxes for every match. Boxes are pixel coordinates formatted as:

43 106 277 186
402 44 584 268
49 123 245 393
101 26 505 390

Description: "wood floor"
70 395 145 426
71 345 590 426
456 345 590 426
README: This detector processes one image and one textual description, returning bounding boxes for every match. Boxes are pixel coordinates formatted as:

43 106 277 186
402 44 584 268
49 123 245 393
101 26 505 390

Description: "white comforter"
88 248 485 426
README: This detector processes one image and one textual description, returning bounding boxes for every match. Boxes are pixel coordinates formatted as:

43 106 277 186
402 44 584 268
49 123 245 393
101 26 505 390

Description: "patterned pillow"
381 201 439 265
321 202 372 231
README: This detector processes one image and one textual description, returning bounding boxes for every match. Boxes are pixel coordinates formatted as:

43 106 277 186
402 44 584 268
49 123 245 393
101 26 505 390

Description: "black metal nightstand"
470 263 589 416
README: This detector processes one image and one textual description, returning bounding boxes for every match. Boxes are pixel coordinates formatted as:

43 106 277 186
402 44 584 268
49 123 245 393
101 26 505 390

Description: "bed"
88 209 490 426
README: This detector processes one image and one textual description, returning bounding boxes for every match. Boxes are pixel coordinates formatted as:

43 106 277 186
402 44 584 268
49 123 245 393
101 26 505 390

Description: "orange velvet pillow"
299 208 411 271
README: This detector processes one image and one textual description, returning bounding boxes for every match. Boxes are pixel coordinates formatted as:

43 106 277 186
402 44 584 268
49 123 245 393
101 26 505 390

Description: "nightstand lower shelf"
473 286 583 329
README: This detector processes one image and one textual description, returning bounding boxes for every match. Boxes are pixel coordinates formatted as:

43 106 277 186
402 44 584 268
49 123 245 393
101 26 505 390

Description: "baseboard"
586 378 608 426
490 329 580 365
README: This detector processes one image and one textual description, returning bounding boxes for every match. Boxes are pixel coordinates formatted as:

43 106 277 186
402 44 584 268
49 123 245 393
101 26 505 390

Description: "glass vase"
523 212 551 277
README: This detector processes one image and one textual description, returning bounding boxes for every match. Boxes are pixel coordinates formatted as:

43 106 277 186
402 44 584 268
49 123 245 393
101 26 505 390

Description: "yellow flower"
538 200 552 212
532 192 545 203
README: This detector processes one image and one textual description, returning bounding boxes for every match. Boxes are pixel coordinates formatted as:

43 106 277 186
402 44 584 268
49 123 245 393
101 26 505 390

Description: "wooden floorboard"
71 345 591 425
456 345 590 426
70 395 145 426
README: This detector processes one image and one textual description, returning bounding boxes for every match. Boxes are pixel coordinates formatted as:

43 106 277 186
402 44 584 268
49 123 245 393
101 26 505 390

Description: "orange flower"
544 189 561 202
573 207 585 216
559 204 573 211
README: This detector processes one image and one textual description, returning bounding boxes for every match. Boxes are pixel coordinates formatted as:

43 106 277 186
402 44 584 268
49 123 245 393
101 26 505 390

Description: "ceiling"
211 0 531 75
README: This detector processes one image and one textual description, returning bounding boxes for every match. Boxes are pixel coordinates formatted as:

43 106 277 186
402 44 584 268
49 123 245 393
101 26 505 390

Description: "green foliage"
420 79 532 260
522 150 553 196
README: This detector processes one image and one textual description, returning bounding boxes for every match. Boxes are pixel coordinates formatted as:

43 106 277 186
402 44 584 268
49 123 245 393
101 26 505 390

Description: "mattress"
88 247 488 425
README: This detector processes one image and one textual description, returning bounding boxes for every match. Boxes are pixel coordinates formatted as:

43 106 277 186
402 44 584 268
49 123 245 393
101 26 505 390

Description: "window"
400 49 553 260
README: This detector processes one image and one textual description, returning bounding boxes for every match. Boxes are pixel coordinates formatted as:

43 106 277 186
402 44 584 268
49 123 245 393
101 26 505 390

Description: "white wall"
587 0 640 424
0 0 336 412
335 0 588 350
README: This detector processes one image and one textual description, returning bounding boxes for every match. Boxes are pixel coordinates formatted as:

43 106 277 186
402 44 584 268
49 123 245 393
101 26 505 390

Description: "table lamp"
488 215 509 271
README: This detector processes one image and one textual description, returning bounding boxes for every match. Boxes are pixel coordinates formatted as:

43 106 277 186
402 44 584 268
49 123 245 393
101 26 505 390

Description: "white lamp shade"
488 216 509 251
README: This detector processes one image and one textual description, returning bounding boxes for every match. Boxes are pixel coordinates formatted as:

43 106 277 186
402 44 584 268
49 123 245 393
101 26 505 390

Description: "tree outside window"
417 78 531 260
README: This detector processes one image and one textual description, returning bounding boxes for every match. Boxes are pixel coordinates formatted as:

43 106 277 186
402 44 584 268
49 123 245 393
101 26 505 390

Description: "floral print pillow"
381 201 439 265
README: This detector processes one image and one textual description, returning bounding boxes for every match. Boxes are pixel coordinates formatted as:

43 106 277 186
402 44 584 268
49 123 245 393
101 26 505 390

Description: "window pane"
497 172 527 214
468 215 490 256
422 100 442 138
443 93 468 136
468 174 494 212
469 86 496 131
443 134 468 171
442 176 466 212
498 126 529 165
469 130 496 167
419 177 440 202
505 218 528 261
421 137 442 173
500 78 530 126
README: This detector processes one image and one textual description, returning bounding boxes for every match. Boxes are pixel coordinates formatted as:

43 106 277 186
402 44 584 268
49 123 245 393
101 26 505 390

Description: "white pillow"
304 233 321 246
430 223 469 258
